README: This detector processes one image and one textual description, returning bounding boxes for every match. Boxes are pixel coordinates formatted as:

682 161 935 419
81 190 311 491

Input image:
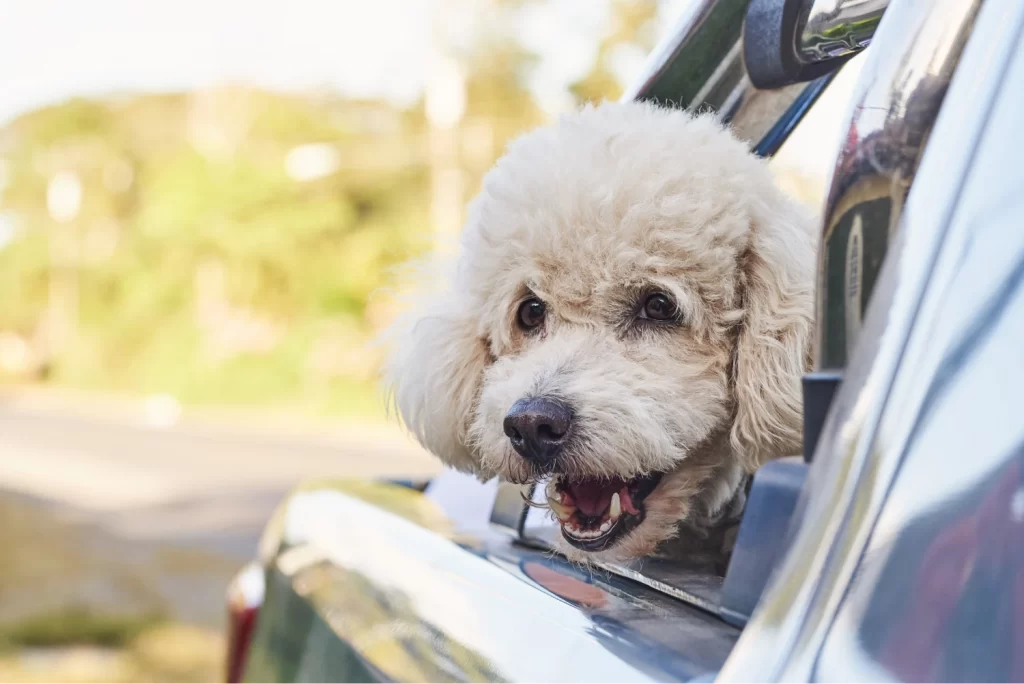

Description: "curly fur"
383 100 816 561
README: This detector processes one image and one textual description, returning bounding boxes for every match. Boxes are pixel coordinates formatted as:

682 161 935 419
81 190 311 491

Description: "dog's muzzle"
548 472 663 551
501 393 674 554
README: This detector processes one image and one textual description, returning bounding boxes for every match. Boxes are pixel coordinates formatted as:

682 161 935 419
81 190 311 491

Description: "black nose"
503 397 572 465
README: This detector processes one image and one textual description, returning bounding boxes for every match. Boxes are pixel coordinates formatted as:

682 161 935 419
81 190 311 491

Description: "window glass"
770 53 869 213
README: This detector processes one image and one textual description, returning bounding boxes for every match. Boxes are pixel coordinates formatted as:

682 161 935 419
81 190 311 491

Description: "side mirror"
744 0 886 89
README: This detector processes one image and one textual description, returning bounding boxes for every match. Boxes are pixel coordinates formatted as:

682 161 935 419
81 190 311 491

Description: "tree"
570 0 660 104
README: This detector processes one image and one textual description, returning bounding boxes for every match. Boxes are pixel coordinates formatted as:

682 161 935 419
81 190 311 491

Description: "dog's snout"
503 397 572 465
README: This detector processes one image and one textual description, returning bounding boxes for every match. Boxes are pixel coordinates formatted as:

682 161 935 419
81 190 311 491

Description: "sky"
0 0 434 125
0 0 690 127
0 0 858 205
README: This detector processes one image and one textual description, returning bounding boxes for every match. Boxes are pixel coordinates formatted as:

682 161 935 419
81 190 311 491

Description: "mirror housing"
744 0 886 89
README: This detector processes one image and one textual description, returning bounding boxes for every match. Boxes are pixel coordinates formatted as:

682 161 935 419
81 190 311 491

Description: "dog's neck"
652 431 749 571
653 476 747 571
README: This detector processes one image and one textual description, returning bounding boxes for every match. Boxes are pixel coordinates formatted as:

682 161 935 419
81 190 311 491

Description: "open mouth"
546 473 663 551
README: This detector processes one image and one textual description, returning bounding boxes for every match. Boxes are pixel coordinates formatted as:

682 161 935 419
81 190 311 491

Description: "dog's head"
385 102 815 562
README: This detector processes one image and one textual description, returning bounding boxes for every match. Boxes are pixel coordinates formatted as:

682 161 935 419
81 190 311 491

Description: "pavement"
0 391 437 628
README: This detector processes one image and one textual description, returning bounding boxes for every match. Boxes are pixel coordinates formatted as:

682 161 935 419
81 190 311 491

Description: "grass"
0 622 224 683
0 496 233 682
0 606 164 652
38 319 391 422
0 607 224 683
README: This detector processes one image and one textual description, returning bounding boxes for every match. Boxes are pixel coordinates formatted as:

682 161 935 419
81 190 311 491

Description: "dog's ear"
730 191 816 472
382 263 491 477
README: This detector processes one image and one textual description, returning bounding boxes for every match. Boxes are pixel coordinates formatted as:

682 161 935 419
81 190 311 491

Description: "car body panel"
243 479 739 682
814 20 1024 680
720 0 1024 679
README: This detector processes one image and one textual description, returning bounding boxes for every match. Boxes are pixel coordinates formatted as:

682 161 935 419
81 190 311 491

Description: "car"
225 0 1024 680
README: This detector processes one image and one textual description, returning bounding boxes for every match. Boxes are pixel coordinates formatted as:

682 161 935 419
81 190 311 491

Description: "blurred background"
0 0 842 681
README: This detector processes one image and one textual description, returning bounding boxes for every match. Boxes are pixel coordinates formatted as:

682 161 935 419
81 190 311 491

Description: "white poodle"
384 101 816 563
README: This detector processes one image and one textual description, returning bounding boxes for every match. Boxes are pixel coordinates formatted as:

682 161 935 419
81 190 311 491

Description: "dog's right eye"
641 292 678 321
517 298 546 330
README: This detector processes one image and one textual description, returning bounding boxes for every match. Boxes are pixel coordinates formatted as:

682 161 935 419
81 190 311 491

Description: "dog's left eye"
640 292 678 321
517 297 546 330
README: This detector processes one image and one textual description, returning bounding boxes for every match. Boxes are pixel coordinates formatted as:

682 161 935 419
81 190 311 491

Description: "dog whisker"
520 491 550 509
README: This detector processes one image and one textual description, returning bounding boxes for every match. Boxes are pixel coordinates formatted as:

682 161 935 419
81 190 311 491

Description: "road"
0 395 437 627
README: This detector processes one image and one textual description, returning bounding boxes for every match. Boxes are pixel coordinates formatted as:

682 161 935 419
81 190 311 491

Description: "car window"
769 52 868 214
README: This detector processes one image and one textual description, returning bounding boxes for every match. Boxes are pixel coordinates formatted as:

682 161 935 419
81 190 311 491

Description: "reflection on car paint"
245 481 738 682
815 0 982 369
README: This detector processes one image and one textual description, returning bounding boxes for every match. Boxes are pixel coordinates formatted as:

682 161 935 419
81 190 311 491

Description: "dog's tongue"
565 477 624 517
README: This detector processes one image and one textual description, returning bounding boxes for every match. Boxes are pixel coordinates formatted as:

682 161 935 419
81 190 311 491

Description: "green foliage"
0 1 659 417
0 89 437 415
570 0 661 105
0 606 164 651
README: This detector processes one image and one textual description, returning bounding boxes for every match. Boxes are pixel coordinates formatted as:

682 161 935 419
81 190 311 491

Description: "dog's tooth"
545 479 560 502
600 521 611 533
609 492 621 520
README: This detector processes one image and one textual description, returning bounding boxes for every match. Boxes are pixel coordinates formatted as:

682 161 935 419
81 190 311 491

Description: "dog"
384 101 816 563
